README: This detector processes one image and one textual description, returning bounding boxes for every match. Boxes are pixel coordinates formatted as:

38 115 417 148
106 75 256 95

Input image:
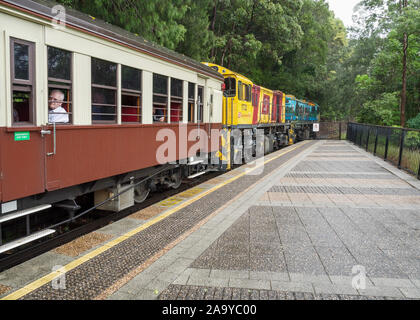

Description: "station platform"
1 140 419 300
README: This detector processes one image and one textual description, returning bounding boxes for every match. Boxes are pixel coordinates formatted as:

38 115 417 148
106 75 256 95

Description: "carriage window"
170 78 183 123
224 78 236 97
48 47 72 124
188 82 195 123
121 65 142 123
238 81 243 101
91 58 117 123
11 38 35 125
245 85 251 102
153 74 168 123
197 86 204 123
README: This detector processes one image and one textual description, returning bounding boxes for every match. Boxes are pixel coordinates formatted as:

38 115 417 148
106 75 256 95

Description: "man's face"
49 92 63 110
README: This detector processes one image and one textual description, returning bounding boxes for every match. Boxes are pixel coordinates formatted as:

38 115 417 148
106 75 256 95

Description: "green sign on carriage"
14 132 30 141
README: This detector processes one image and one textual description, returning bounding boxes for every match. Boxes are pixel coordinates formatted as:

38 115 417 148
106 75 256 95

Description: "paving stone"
282 245 328 275
135 288 160 300
203 287 215 300
210 269 249 280
172 273 190 286
329 275 374 287
399 287 420 299
186 268 211 279
108 289 136 300
187 277 229 288
289 273 331 284
370 277 415 288
271 280 314 293
209 287 222 300
249 254 287 272
228 278 271 290
358 286 404 298
222 287 233 300
231 288 242 300
410 278 420 288
315 246 358 277
249 271 289 281
313 283 358 295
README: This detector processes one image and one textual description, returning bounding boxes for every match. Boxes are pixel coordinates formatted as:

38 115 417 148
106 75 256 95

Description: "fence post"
417 160 420 180
347 123 350 141
398 130 405 169
366 127 370 151
374 128 379 156
384 128 390 160
339 122 342 140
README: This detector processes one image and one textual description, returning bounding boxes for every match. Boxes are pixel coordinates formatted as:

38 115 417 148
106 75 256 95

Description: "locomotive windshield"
224 77 236 97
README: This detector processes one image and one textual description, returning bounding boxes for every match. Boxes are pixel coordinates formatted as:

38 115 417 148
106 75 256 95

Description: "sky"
326 0 362 28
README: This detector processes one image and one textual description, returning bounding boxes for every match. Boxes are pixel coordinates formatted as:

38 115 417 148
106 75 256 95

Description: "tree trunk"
400 0 408 127
210 0 218 58
401 32 408 127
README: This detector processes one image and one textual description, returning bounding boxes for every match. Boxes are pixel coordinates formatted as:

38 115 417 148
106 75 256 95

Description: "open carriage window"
197 86 204 123
170 78 183 123
153 73 168 123
121 65 142 123
48 46 72 124
188 82 195 123
91 58 117 123
11 38 35 125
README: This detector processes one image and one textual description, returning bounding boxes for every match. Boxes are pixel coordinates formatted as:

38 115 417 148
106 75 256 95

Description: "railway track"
0 172 223 273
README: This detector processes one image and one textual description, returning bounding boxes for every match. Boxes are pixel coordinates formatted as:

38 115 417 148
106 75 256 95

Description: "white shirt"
49 106 69 123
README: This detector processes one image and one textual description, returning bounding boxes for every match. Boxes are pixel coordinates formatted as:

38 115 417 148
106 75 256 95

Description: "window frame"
91 57 118 124
153 73 168 123
47 46 73 125
10 37 36 126
121 65 142 124
188 82 196 123
238 81 243 101
197 86 204 123
224 77 236 97
170 78 183 123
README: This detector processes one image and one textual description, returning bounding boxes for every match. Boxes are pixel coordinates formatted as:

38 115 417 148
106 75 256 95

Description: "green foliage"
348 0 420 125
356 92 400 126
407 114 420 130
404 130 420 150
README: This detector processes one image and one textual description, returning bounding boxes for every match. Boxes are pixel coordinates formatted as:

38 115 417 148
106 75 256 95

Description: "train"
0 0 320 253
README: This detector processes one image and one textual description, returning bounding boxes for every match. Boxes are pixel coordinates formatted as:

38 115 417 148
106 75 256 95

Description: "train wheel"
134 182 150 203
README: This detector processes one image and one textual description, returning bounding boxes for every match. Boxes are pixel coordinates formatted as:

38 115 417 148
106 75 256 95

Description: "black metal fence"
347 122 420 179
317 122 347 140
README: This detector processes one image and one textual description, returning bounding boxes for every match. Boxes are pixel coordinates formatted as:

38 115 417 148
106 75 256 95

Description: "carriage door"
1 38 45 202
271 94 277 122
277 92 282 123
252 85 260 124
207 87 214 136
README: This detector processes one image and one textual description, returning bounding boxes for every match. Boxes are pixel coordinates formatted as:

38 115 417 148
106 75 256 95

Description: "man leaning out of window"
48 89 69 123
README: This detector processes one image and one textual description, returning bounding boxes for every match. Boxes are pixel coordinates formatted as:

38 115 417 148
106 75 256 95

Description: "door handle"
41 130 51 136
45 122 56 156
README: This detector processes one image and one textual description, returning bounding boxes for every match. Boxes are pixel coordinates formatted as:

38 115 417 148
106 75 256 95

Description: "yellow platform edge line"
1 141 310 300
